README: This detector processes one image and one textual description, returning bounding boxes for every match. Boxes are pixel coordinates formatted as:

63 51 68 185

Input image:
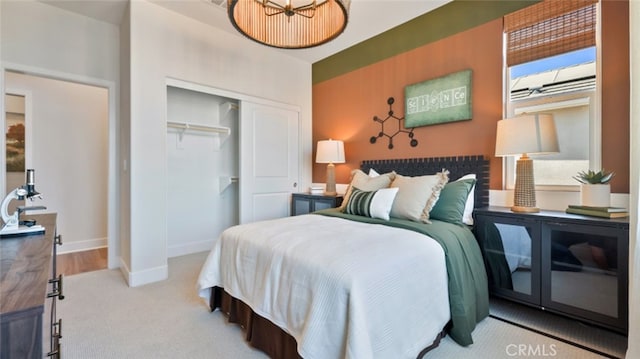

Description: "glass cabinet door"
292 197 311 215
313 199 334 211
476 215 541 305
541 222 628 331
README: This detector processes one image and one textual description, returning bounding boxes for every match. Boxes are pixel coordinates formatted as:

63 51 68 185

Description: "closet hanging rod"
167 121 230 135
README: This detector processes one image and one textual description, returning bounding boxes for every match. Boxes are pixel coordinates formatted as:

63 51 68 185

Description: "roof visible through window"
510 47 596 100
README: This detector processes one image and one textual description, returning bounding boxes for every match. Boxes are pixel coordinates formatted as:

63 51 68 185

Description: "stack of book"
565 204 629 218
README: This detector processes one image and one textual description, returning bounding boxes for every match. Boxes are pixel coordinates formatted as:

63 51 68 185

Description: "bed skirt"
209 286 445 359
210 286 301 359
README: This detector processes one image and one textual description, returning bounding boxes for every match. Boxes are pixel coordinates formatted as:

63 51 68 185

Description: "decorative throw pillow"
430 178 477 224
340 169 396 211
343 187 399 220
389 170 449 223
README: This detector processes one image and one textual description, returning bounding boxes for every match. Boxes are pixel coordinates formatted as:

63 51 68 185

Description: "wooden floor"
56 247 108 276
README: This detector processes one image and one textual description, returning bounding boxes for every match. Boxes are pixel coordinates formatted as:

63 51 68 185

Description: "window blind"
504 0 598 67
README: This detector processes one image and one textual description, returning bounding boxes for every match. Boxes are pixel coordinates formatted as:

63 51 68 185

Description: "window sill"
490 189 629 212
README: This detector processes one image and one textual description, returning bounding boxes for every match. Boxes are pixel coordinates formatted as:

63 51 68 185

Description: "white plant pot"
580 184 611 207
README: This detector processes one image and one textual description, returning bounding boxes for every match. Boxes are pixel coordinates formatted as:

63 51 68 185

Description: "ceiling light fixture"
227 0 350 49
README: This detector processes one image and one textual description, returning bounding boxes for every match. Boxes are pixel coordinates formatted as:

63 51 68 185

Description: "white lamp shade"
316 139 345 164
495 114 559 157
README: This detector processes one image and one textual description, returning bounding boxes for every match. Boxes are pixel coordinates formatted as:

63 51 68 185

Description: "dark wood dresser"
0 214 63 358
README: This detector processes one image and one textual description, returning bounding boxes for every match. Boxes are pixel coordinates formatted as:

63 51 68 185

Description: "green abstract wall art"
405 69 472 127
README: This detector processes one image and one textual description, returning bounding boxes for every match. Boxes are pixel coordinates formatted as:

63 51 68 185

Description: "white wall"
626 2 639 357
1 1 119 81
0 1 119 81
124 0 312 286
119 2 132 271
2 0 313 286
1 1 120 265
5 72 109 252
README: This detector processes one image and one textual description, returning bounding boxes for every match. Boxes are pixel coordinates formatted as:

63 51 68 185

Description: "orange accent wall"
601 0 630 194
313 19 505 189
312 2 630 193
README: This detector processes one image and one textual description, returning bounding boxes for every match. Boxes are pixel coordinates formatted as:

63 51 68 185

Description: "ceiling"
40 0 452 64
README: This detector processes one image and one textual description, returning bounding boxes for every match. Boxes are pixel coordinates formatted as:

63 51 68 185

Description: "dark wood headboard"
360 155 489 208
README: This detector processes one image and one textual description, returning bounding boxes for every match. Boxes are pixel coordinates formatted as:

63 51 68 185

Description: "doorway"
3 70 113 267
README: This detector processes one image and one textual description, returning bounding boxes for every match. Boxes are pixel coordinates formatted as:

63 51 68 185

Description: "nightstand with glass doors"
291 193 343 216
474 206 628 333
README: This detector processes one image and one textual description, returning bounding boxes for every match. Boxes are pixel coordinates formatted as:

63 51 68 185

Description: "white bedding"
197 214 450 359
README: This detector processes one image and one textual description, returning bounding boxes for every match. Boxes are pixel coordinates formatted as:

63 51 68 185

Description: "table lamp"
316 139 345 196
495 114 559 213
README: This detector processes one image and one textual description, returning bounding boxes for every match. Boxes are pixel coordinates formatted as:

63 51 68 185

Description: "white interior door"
239 101 299 223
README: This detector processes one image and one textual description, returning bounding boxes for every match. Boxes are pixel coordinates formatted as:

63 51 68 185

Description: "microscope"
0 169 47 237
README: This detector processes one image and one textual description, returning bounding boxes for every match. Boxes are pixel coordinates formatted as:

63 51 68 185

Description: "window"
503 0 599 191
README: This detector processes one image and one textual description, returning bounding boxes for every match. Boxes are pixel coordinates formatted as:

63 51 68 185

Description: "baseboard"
120 259 168 287
168 239 215 258
57 237 107 254
118 258 132 284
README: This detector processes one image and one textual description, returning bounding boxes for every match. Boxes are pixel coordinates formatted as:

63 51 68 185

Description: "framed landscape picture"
404 69 472 128
5 94 26 173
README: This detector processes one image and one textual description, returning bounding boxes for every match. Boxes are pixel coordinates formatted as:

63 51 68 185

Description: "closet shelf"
167 121 231 136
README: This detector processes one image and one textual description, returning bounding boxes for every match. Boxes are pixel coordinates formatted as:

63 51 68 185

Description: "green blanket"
314 208 489 346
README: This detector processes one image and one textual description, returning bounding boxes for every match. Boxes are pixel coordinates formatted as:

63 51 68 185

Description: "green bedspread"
314 208 489 346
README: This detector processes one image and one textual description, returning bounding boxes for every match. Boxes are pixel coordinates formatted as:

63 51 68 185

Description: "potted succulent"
573 169 615 207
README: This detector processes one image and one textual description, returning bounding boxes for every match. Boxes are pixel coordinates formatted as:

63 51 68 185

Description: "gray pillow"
389 170 449 223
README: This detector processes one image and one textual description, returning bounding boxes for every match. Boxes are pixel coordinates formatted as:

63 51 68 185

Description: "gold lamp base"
511 205 540 213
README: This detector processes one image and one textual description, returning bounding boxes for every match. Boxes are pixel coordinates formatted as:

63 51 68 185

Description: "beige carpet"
54 252 609 359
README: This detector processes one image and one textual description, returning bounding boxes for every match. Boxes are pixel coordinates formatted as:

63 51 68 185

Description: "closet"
166 84 299 258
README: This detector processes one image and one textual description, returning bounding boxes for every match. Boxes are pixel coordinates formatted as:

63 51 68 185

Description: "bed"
197 155 490 358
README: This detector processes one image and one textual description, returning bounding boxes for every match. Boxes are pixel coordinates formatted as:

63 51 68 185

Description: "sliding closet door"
239 101 299 223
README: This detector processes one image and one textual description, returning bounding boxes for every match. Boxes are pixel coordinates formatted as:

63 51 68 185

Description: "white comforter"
197 214 450 359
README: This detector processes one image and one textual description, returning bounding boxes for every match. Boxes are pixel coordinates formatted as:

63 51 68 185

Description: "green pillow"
430 178 476 224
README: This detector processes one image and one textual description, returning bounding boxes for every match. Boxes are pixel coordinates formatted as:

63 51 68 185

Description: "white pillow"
368 168 380 177
458 174 476 225
343 187 399 220
389 170 449 223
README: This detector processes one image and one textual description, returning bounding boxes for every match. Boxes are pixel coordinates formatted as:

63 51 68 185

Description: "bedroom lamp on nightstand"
495 114 559 213
316 139 345 196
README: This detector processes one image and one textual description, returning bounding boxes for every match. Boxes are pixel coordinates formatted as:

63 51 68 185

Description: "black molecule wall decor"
369 97 418 150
